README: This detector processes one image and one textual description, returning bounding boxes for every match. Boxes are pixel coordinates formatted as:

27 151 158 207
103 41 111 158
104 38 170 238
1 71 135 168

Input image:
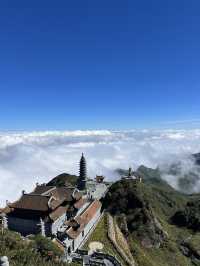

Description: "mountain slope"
103 177 200 266
47 173 78 187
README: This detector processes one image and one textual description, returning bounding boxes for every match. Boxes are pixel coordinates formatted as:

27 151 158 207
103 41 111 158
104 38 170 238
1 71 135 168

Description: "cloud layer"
1 129 200 206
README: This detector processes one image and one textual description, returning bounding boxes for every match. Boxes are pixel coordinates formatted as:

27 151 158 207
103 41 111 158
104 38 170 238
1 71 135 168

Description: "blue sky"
0 0 200 130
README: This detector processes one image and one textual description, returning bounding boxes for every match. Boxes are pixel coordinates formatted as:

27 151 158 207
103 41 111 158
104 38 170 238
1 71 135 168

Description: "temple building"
5 185 82 236
2 153 110 259
122 167 142 182
57 199 102 256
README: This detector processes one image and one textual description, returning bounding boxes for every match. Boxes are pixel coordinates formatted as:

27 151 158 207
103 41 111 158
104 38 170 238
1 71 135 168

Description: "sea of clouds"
1 129 200 207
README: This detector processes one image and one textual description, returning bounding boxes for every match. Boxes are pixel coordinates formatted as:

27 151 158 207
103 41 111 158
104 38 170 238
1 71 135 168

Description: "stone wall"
107 213 136 266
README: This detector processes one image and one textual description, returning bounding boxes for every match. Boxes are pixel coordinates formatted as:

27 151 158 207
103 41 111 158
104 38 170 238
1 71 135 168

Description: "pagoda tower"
77 153 87 190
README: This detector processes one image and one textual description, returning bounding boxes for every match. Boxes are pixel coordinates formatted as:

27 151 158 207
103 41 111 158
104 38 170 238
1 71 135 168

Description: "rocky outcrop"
180 237 200 265
136 206 168 249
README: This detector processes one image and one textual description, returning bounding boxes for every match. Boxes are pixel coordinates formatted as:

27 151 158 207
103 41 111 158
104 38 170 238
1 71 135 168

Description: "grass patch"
83 214 127 265
130 236 191 266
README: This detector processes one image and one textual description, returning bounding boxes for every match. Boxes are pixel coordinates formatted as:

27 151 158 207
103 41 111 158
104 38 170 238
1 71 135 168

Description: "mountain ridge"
103 168 200 266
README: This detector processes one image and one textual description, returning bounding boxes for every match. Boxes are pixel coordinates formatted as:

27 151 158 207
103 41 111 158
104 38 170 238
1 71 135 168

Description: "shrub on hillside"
30 234 63 260
172 200 200 231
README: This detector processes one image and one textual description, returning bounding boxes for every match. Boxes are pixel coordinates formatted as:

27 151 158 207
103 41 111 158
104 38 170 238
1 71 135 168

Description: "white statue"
0 256 9 266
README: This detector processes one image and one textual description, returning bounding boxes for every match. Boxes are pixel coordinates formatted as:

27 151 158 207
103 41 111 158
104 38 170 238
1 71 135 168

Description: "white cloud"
1 129 200 207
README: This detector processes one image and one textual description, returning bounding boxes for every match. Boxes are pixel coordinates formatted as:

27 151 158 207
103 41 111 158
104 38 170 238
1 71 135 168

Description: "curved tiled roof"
49 206 69 221
67 200 101 239
73 198 87 209
10 194 50 211
9 186 81 212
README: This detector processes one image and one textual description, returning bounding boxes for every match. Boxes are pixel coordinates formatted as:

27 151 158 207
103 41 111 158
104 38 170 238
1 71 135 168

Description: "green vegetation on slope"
172 199 200 231
103 171 200 266
47 173 78 187
83 214 127 266
0 230 79 266
136 165 161 180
